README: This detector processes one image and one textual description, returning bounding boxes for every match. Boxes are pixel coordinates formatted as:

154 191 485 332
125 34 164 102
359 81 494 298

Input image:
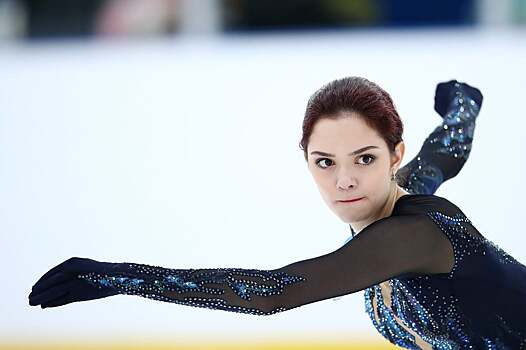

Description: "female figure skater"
29 77 526 349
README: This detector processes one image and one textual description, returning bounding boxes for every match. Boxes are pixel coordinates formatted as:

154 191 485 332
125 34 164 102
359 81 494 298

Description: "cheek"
366 171 390 192
363 164 389 182
311 173 333 198
317 177 333 196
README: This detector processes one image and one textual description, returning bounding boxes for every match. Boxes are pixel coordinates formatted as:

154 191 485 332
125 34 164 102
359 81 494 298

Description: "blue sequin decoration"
397 82 481 197
78 265 306 315
363 209 526 349
428 85 480 160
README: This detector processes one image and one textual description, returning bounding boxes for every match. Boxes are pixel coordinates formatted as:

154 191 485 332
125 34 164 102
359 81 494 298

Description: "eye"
314 154 376 169
358 154 376 165
315 158 333 169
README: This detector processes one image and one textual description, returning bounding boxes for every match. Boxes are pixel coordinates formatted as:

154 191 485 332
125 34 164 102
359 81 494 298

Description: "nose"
336 170 357 190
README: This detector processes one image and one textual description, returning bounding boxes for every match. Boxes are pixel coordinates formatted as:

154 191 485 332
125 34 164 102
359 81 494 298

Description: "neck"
350 185 410 236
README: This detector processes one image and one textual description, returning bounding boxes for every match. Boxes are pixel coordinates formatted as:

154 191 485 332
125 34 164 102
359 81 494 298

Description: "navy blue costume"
29 81 526 349
356 193 526 349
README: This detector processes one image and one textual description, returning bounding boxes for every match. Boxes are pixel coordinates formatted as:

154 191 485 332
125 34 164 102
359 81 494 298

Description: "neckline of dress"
349 193 434 238
392 193 434 212
395 193 430 204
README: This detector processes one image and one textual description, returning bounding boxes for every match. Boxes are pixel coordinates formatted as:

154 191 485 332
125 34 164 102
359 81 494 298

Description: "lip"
338 197 364 203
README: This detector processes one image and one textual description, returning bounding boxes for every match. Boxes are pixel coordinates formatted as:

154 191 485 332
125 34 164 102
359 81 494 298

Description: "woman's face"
306 112 404 224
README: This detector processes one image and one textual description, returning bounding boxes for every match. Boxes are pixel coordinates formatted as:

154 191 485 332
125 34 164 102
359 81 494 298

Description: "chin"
340 218 354 224
335 211 360 224
333 207 369 224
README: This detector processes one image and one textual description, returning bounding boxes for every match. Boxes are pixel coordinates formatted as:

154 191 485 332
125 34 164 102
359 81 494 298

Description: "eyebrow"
310 145 380 157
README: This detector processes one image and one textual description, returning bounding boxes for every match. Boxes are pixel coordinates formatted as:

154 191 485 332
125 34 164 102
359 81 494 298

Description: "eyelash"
315 154 376 169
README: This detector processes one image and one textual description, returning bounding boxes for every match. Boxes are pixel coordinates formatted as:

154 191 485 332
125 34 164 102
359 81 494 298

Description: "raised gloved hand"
434 79 483 118
28 257 122 308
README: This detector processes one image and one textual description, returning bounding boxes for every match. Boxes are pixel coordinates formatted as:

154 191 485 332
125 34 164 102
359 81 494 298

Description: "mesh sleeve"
78 214 453 316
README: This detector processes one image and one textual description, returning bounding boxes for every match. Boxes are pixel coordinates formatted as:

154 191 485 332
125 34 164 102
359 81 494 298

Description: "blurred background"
1 0 526 349
0 0 525 38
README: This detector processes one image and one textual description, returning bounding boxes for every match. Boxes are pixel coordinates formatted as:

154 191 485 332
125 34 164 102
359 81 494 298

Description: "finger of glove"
29 280 77 306
31 272 70 294
437 80 482 106
434 81 456 116
41 292 74 308
435 80 458 99
33 257 99 285
33 262 69 287
460 83 483 107
41 281 118 308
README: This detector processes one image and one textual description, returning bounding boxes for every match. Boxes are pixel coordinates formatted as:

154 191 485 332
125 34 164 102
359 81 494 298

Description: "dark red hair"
299 76 404 161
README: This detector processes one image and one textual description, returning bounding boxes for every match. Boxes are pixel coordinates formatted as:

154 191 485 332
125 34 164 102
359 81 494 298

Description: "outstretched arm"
28 213 453 315
396 80 483 195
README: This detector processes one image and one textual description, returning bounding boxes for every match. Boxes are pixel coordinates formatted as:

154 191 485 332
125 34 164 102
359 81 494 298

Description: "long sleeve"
396 81 483 196
78 213 453 316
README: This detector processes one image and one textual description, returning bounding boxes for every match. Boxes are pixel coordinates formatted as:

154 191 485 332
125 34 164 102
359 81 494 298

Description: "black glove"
434 79 483 118
28 257 122 308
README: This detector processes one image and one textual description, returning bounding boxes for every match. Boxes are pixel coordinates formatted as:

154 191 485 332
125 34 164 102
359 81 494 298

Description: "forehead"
309 115 384 148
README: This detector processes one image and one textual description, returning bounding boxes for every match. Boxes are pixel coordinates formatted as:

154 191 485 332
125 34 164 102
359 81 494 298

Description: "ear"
390 141 405 172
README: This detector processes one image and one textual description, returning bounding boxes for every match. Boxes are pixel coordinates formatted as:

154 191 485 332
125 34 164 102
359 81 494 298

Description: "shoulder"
393 193 468 219
353 210 455 276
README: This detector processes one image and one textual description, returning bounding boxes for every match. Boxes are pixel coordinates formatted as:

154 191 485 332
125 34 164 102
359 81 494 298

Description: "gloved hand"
434 80 483 118
28 257 121 308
